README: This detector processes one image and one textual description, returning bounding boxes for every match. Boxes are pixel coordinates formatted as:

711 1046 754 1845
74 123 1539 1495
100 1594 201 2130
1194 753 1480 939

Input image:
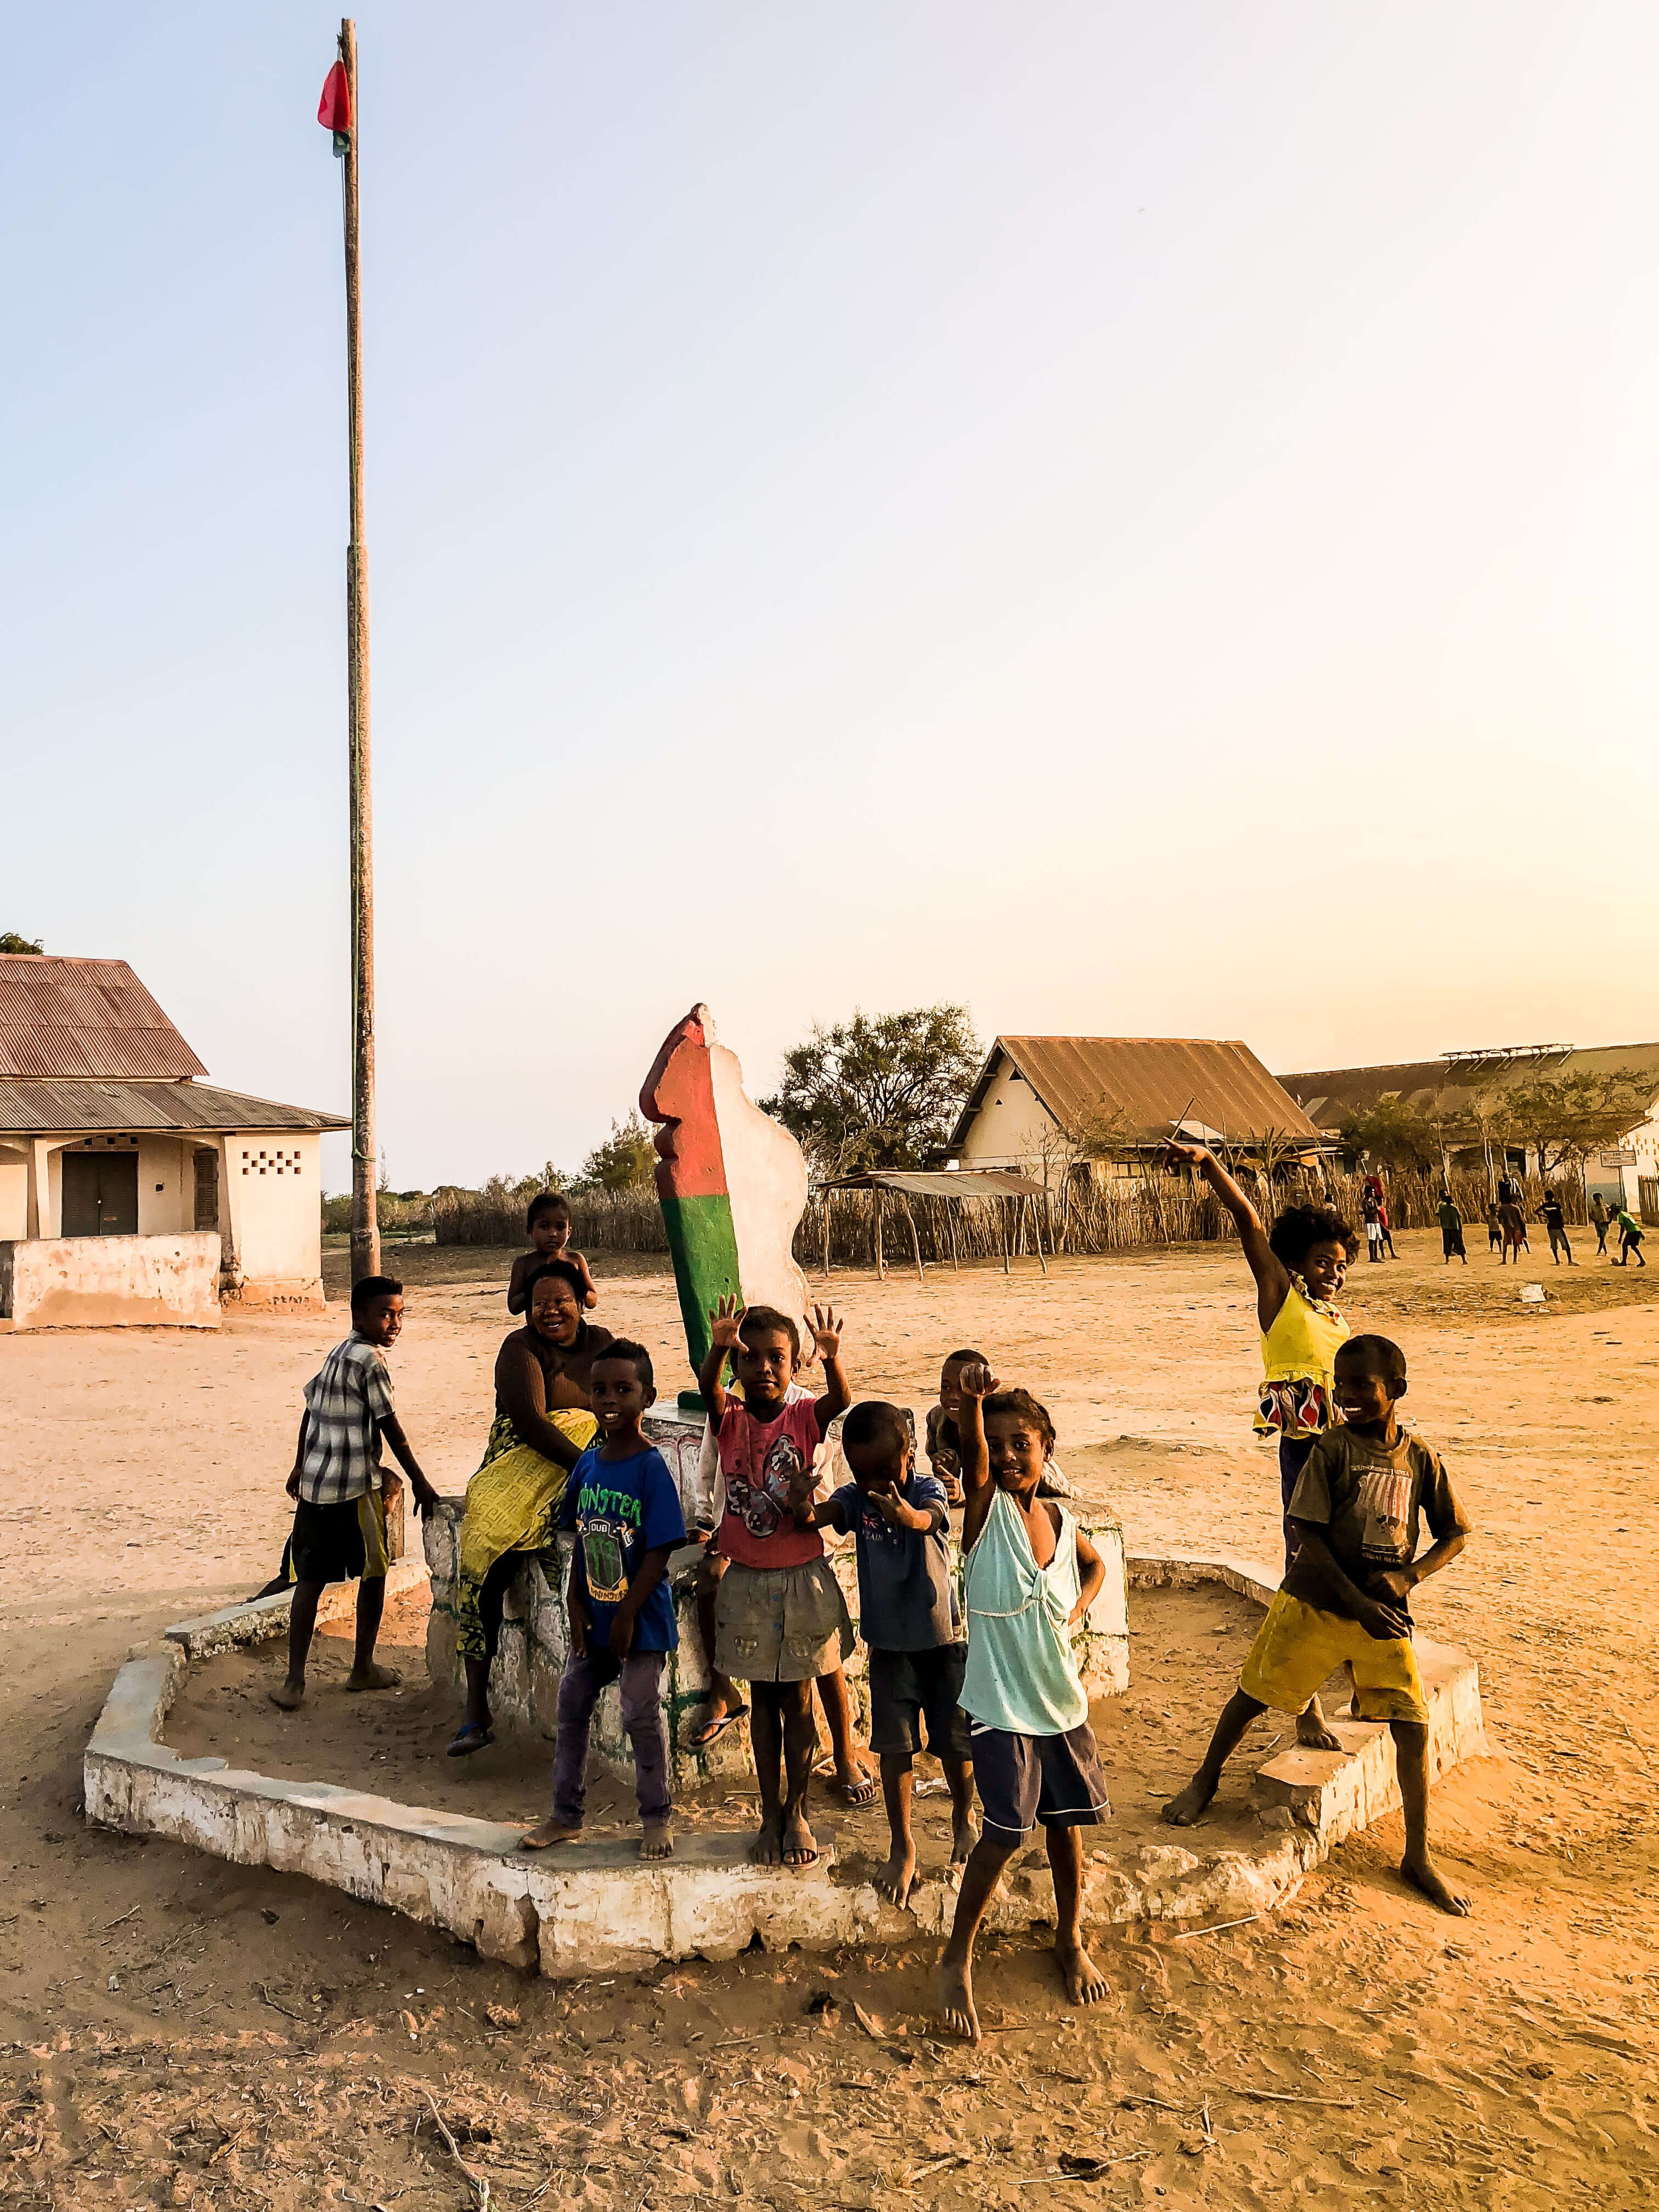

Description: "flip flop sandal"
446 1723 494 1758
822 1771 880 1807
687 1707 748 1750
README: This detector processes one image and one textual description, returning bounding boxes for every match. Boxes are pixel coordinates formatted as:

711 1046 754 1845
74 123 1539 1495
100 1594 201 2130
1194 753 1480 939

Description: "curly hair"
981 1386 1056 1457
1268 1203 1360 1268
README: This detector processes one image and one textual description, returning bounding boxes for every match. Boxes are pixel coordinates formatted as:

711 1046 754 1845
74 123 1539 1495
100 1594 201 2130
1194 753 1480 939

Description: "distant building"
1279 1042 1659 1215
947 1036 1329 1187
0 955 347 1322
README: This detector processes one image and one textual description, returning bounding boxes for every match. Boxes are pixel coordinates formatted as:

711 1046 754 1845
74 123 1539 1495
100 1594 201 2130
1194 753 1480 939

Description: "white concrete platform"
83 1550 1488 1978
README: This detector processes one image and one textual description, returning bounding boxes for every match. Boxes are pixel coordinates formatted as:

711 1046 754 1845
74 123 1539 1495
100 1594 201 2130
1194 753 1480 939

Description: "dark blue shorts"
867 1643 971 1760
968 1717 1110 1842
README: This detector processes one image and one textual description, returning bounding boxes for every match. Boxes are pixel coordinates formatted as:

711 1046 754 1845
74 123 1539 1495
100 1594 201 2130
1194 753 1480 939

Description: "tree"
0 932 43 954
760 1005 981 1174
1338 1096 1442 1174
1504 1067 1656 1186
582 1112 657 1193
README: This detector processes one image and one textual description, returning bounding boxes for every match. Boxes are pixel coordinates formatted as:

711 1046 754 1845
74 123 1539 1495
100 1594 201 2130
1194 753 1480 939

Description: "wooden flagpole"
339 17 380 1284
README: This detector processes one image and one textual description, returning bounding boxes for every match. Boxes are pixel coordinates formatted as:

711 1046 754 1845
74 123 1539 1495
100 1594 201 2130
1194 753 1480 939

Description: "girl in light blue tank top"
936 1367 1113 2048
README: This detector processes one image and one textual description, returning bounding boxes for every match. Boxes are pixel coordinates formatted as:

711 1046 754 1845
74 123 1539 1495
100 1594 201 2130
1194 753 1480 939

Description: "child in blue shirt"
791 1400 976 1909
522 1340 687 1861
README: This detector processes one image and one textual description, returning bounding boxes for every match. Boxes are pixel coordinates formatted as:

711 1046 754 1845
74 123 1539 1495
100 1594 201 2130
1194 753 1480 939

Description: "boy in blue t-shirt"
790 1400 976 1909
522 1340 687 1860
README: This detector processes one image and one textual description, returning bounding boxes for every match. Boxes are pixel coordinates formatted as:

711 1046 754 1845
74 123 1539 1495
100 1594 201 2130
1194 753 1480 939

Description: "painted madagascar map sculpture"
639 1003 812 1383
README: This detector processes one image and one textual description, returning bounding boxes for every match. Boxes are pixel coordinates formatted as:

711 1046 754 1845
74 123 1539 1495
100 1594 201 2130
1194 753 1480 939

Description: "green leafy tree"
760 1004 981 1173
0 932 43 954
1338 1096 1442 1174
1504 1067 1656 1184
582 1112 657 1193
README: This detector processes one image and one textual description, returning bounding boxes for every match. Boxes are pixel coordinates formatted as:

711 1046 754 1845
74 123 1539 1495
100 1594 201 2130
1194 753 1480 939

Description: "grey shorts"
867 1644 972 1760
714 1556 855 1684
969 1717 1110 1842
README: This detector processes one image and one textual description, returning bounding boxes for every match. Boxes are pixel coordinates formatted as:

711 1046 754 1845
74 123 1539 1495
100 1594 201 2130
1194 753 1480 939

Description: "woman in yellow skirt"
1165 1141 1359 1750
448 1260 613 1756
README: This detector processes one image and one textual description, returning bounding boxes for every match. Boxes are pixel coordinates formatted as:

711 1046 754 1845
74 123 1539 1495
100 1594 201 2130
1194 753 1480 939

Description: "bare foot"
520 1817 583 1850
268 1678 304 1712
1296 1699 1342 1752
935 1953 980 2044
346 1662 401 1692
1402 1851 1471 1915
1160 1774 1217 1826
748 1815 783 1866
873 1841 917 1908
1057 1939 1109 2007
641 1821 675 1861
781 1812 819 1867
951 1811 978 1865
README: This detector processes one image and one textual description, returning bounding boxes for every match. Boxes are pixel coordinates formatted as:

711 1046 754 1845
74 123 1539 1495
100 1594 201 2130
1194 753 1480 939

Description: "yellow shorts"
1239 1590 1429 1727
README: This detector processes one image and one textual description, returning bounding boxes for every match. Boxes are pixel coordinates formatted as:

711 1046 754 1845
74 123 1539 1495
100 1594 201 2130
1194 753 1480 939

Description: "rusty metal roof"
817 1169 1050 1198
0 956 206 1080
949 1036 1326 1154
1280 1042 1659 1129
0 1080 349 1136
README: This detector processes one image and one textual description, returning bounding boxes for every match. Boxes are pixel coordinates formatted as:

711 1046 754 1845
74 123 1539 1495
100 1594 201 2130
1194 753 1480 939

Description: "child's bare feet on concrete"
873 1841 917 1908
1402 1850 1471 1915
520 1818 582 1850
935 1953 979 2044
269 1679 304 1712
1296 1697 1342 1752
346 1662 401 1692
748 1814 783 1866
641 1821 675 1861
1057 1939 1109 2007
781 1812 819 1867
1160 1774 1216 1826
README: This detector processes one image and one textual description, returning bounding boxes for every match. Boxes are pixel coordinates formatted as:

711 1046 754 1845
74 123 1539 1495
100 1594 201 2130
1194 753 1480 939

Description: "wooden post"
340 18 380 1286
822 1189 831 1275
947 1204 958 1270
874 1187 885 1279
1029 1195 1048 1275
902 1198 925 1285
1001 1197 1010 1276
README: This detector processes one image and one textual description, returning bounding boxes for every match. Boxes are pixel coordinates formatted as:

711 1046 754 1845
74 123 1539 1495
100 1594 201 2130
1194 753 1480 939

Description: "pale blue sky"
6 4 1657 1189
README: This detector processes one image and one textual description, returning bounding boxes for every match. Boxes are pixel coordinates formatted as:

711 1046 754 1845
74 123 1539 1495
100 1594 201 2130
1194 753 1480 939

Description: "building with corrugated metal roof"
946 1036 1328 1185
0 955 347 1322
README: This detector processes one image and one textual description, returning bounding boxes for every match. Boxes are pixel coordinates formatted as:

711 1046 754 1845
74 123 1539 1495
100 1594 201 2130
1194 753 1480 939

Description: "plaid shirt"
297 1334 396 1505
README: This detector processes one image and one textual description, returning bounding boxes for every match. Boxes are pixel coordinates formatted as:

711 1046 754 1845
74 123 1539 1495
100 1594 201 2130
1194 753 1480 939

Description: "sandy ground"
3 1228 1659 2207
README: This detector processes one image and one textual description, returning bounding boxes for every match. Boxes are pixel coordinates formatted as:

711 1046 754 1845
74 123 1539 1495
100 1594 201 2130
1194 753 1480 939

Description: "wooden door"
60 1152 139 1236
194 1148 221 1230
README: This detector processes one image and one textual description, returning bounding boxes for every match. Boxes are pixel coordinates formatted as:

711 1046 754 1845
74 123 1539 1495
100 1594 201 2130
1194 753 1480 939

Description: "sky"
5 4 1658 1192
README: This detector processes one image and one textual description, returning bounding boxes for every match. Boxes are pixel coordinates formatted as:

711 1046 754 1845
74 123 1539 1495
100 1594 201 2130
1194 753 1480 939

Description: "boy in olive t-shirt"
1163 1334 1474 1916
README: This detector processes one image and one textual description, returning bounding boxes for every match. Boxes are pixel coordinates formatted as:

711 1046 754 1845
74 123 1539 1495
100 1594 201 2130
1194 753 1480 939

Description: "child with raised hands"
935 1363 1110 2045
698 1296 853 1869
789 1400 975 1907
508 1191 598 1315
1161 1334 1474 1916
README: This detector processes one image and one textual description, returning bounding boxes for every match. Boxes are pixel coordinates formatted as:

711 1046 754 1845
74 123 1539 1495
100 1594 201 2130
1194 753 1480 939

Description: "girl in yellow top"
1166 1141 1359 1750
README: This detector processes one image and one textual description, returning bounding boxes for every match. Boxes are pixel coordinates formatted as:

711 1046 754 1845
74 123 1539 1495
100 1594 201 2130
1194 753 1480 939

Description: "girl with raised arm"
1165 1142 1359 1752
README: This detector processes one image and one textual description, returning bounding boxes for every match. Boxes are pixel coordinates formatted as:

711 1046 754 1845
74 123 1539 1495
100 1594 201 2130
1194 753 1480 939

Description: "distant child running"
1163 1334 1474 1917
1165 1141 1358 1750
699 1297 854 1868
1616 1207 1646 1267
1436 1192 1467 1265
1539 1189 1573 1266
1590 1194 1611 1257
927 1348 1074 1503
522 1340 686 1860
791 1401 977 1908
508 1191 598 1314
936 1365 1110 2045
270 1276 438 1712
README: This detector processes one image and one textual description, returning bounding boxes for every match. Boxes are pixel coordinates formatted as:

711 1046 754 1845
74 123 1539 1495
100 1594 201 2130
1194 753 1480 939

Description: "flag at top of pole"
318 59 351 155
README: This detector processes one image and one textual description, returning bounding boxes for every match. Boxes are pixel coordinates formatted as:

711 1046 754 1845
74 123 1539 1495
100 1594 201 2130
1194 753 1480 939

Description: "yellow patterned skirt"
454 1408 598 1662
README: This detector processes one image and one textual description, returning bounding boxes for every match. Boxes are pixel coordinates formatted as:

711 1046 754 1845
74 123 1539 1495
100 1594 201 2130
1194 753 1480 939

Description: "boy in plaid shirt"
270 1276 438 1711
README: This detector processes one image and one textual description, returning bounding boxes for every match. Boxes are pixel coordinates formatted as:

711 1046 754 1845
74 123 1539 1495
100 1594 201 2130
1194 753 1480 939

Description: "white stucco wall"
1 1232 221 1329
222 1131 323 1305
956 1056 1068 1180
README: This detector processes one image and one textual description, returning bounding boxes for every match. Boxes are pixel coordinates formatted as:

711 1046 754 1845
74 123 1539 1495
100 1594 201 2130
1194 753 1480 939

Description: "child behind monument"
791 1400 976 1908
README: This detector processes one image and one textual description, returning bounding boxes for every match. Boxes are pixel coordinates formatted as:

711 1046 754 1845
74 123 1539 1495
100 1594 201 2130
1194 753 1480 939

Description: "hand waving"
810 1305 843 1364
707 1294 746 1352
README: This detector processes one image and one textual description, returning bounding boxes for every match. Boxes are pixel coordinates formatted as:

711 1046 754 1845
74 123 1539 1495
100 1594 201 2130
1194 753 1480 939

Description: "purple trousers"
551 1647 671 1829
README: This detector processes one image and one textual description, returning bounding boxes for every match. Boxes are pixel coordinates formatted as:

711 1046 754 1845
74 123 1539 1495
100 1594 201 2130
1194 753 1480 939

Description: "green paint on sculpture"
659 1192 741 1378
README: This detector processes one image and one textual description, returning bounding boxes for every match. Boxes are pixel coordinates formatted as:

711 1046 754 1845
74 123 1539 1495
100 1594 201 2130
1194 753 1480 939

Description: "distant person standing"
1436 1193 1467 1266
1496 1169 1523 1207
1362 1189 1384 1263
1376 1194 1398 1260
1484 1199 1503 1254
1615 1207 1646 1267
1539 1189 1573 1266
1590 1194 1611 1259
